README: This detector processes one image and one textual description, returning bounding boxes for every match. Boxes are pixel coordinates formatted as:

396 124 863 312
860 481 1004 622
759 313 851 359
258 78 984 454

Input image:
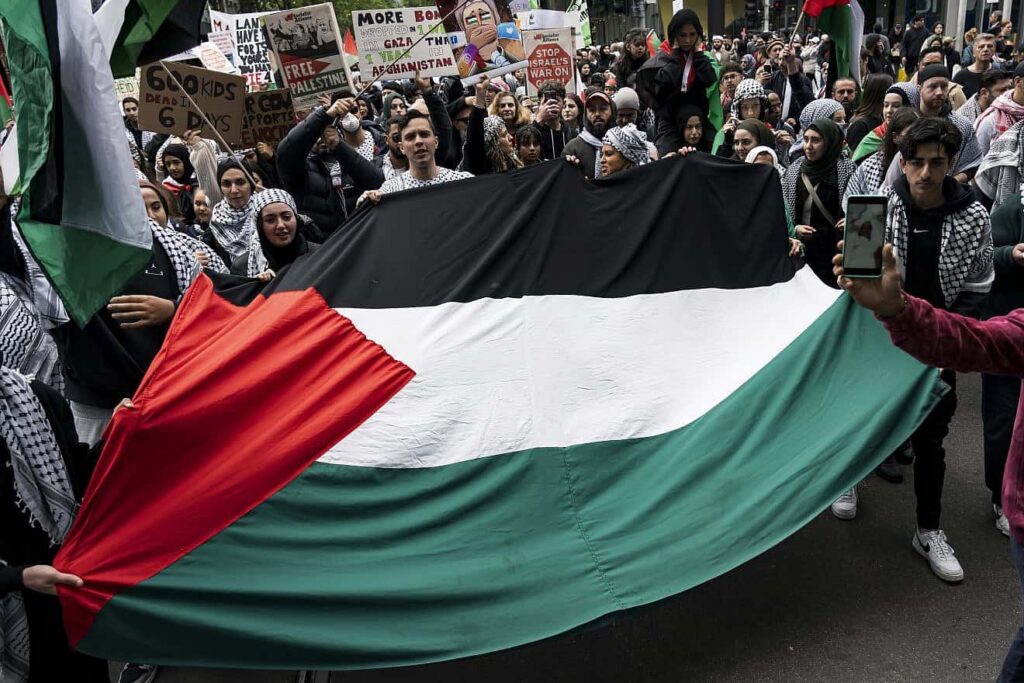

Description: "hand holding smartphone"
842 195 888 278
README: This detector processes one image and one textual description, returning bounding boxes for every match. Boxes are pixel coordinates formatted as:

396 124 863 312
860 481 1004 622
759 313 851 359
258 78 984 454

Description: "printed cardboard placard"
239 90 296 147
196 42 241 75
351 7 457 80
523 27 576 96
262 3 354 108
138 62 247 146
434 0 528 85
210 10 275 88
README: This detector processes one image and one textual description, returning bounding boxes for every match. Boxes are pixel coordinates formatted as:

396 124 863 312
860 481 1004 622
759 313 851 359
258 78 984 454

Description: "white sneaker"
913 529 964 583
831 488 858 520
995 504 1011 537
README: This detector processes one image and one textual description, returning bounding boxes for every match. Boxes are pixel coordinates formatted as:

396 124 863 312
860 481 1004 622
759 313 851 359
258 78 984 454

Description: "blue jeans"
1000 536 1024 682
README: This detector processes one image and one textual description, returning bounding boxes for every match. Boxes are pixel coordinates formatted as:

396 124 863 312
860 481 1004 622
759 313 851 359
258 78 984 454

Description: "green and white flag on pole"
1 0 153 325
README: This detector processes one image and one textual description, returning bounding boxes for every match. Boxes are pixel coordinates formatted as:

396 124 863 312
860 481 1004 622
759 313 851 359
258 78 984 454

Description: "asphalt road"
149 372 1021 683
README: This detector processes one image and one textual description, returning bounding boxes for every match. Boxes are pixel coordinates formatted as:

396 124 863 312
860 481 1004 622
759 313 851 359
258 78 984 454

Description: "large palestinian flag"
805 0 865 82
55 156 943 669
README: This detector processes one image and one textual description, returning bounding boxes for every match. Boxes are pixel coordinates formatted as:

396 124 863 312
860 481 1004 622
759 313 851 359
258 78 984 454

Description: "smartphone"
763 63 774 74
842 195 888 278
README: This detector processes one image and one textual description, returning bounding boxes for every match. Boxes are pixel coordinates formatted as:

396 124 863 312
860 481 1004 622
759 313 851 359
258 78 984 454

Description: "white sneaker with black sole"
913 529 964 583
831 487 858 520
995 504 1011 537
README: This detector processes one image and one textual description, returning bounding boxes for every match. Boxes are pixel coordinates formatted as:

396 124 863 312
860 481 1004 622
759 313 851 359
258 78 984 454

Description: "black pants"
983 374 1021 505
912 370 957 530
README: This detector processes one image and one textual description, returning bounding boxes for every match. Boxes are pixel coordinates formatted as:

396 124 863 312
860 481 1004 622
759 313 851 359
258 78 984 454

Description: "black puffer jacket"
275 108 384 236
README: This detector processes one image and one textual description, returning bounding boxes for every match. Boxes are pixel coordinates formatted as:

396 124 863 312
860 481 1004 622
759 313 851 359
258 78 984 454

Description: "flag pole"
158 61 260 189
790 10 806 46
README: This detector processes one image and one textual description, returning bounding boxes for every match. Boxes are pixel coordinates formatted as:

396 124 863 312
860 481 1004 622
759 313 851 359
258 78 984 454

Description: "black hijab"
802 119 845 185
162 144 195 184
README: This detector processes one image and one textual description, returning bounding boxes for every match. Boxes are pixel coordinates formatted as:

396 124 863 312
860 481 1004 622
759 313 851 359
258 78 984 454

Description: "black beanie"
918 63 950 85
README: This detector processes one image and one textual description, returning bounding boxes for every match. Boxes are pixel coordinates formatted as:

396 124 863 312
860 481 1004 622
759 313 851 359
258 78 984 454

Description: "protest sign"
523 27 575 96
208 30 237 59
262 3 353 108
138 62 247 146
239 90 296 147
434 0 528 85
114 74 139 102
351 7 457 80
210 9 275 88
196 42 241 75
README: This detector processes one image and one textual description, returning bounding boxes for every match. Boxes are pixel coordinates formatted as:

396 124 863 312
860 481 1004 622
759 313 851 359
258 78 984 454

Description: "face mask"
341 113 361 133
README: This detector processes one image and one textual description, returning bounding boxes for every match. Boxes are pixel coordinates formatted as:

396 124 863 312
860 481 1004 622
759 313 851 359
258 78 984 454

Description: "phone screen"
843 196 888 278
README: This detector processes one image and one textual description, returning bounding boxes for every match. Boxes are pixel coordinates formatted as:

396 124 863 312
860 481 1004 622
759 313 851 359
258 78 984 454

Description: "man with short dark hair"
956 67 1012 121
719 63 744 110
911 45 967 108
361 111 472 204
122 96 155 176
953 32 997 98
534 80 576 160
832 117 993 585
902 14 930 74
832 76 858 119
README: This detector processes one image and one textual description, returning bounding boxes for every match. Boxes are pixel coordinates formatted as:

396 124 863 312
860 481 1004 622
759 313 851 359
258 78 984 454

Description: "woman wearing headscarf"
0 360 108 682
723 119 776 161
781 118 855 286
852 82 920 162
160 143 198 225
677 104 713 152
379 92 408 125
745 145 802 257
600 124 651 176
208 158 257 264
463 84 524 175
231 189 320 280
715 79 770 156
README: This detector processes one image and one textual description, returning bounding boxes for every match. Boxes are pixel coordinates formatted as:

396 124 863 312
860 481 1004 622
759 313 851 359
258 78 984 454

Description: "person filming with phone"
829 117 993 585
758 38 815 128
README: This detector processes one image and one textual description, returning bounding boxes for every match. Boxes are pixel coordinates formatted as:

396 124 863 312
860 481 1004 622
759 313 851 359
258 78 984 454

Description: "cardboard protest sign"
138 62 247 146
114 74 139 102
239 90 296 147
210 10 274 88
434 0 528 85
196 42 241 75
262 4 353 108
208 30 237 59
523 27 575 96
351 7 457 80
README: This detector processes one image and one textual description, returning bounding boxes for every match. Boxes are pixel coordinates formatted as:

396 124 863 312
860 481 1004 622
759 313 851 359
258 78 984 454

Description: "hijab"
161 143 195 184
602 124 651 167
886 82 920 110
798 98 843 133
677 104 713 152
736 119 776 150
245 188 306 277
210 159 256 260
802 118 845 185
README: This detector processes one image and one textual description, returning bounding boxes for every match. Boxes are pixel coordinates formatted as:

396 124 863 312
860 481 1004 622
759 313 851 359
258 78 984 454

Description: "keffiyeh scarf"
974 91 1024 139
976 119 1024 209
244 189 299 277
0 366 76 683
0 276 61 393
151 220 228 293
882 184 994 307
730 79 768 120
780 155 856 218
798 99 843 133
603 124 651 167
210 196 256 261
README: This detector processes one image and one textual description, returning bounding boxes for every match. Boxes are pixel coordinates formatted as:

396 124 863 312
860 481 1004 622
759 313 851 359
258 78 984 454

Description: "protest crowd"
10 0 1024 680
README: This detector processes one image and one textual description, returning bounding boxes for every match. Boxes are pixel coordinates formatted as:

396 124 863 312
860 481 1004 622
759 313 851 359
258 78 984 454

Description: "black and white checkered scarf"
150 221 229 291
882 184 994 307
0 366 77 683
209 195 256 261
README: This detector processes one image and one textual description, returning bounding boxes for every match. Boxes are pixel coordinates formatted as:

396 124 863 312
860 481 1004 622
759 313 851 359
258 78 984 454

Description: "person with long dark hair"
845 73 893 150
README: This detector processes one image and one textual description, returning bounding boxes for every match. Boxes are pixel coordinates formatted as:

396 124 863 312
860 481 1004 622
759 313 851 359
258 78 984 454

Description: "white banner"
351 7 458 80
210 10 274 88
